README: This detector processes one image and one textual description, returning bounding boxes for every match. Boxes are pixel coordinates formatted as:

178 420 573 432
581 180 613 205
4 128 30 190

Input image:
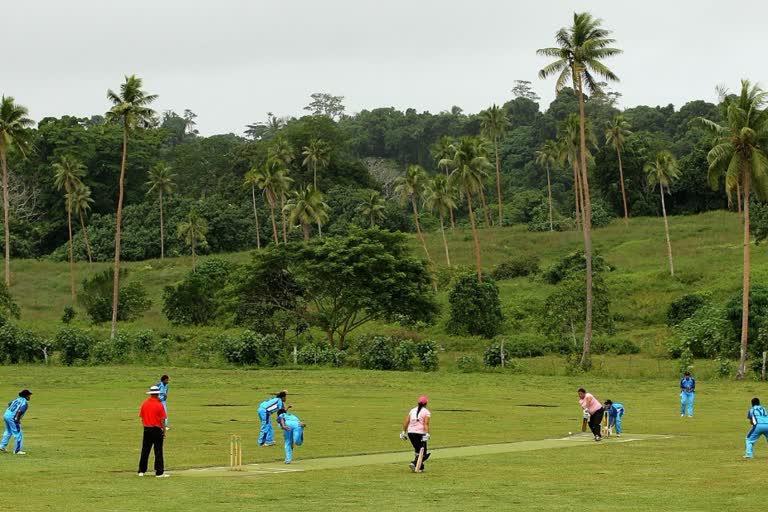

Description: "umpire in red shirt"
138 385 168 477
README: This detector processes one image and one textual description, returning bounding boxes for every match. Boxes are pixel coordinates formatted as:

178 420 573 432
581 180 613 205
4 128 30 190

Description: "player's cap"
18 389 32 398
418 395 428 405
147 385 162 395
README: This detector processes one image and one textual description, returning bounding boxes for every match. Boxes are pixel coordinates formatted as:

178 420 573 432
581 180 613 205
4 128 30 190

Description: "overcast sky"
4 0 767 135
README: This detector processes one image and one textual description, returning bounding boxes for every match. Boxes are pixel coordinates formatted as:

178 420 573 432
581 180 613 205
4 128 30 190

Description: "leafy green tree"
53 155 86 299
163 258 233 325
394 164 432 263
105 75 157 339
424 174 456 266
538 12 621 367
145 162 175 259
534 140 560 231
177 211 208 269
243 168 262 249
645 151 680 276
285 185 329 241
698 80 768 378
0 96 33 286
480 105 510 225
304 93 346 120
605 115 633 224
356 191 386 227
447 274 503 338
69 183 95 267
78 269 151 324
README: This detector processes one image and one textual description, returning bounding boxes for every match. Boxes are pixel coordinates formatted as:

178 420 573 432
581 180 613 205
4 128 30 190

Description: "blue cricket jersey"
259 397 284 416
156 381 169 402
606 403 625 420
680 377 695 392
748 405 768 425
4 397 29 422
278 412 301 426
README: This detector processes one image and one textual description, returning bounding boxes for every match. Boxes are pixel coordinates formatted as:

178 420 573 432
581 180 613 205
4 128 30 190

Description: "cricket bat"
581 417 587 432
414 446 425 473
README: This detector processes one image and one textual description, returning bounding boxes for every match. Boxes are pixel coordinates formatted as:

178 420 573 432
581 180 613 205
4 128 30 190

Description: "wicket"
601 413 613 437
230 435 243 471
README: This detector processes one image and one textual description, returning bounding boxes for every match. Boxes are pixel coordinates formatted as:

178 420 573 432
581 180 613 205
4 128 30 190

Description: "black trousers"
588 408 604 438
408 433 428 469
138 427 165 475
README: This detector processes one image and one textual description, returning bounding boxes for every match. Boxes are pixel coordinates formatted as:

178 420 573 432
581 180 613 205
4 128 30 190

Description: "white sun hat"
147 385 162 395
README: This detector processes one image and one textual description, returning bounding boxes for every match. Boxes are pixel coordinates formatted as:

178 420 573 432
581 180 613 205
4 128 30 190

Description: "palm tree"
274 166 294 244
432 136 457 230
534 140 560 231
106 75 157 339
145 162 175 260
538 12 621 366
559 114 597 229
269 137 295 168
0 96 33 286
424 174 456 266
645 151 680 277
473 139 495 229
243 168 262 249
53 155 86 299
442 136 491 282
254 161 292 246
177 211 208 270
605 115 633 225
480 105 510 225
395 165 432 262
285 185 329 241
698 80 768 379
357 191 386 227
69 183 95 267
302 138 330 189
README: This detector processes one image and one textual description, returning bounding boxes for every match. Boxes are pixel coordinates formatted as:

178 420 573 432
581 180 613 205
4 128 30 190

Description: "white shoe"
0 447 7 452
263 442 275 447
165 426 171 430
138 473 145 476
15 451 26 455
156 473 170 478
681 414 684 417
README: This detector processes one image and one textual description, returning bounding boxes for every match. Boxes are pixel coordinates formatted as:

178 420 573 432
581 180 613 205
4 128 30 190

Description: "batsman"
401 396 431 472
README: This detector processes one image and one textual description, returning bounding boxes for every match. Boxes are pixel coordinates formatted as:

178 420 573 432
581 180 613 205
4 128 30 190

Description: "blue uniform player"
156 375 170 429
277 408 305 464
258 390 287 446
680 371 695 417
603 400 625 437
1 389 32 455
745 397 768 458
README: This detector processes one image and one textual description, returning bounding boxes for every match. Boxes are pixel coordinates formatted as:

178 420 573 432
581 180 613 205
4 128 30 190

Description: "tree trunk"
1 149 10 287
494 137 503 226
191 237 196 270
762 351 767 382
251 184 261 249
442 165 456 231
617 148 629 225
660 185 674 276
577 84 594 368
67 203 75 299
280 194 288 244
79 211 93 268
411 197 431 261
302 222 310 242
439 212 450 267
479 184 493 228
110 127 128 340
572 158 582 230
738 175 751 379
546 165 554 231
737 182 743 222
313 161 318 189
467 192 483 283
159 191 165 259
268 197 279 245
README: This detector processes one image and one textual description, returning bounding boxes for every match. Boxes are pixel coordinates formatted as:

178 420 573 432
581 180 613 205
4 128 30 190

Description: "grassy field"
1 366 765 511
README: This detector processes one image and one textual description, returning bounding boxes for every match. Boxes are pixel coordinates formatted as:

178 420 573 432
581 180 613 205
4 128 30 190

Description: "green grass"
0 366 764 511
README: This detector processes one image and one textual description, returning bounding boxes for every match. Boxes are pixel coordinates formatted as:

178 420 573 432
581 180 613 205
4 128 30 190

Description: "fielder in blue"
745 397 768 458
1 389 32 455
603 399 625 437
257 390 287 446
277 408 305 464
680 371 695 417
156 375 170 429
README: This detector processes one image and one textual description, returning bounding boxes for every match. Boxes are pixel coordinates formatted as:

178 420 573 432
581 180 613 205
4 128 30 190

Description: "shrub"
56 327 96 366
220 331 283 366
590 199 614 228
0 282 20 326
415 339 439 372
447 275 504 338
678 348 694 374
592 337 640 355
715 356 732 378
163 258 233 325
358 335 397 370
543 251 614 285
296 342 346 367
483 340 510 367
61 306 76 324
667 293 709 326
725 284 768 347
490 255 540 281
456 355 481 373
541 273 613 340
669 306 735 358
0 324 48 364
394 340 416 371
78 269 152 323
526 203 573 232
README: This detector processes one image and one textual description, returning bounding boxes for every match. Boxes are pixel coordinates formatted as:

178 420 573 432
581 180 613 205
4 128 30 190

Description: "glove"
400 431 407 441
422 433 430 442
582 409 590 420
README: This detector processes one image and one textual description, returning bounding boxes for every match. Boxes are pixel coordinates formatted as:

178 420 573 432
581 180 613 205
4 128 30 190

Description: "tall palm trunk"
572 158 582 230
546 164 554 231
267 194 279 245
67 203 75 299
737 182 743 222
411 197 431 261
280 193 288 244
251 184 261 249
79 211 93 268
302 222 310 242
313 162 318 189
1 149 10 286
617 148 629 225
660 185 674 276
159 191 165 259
444 166 456 231
110 127 128 339
191 237 196 270
577 84 594 367
439 212 451 267
466 192 483 282
494 137 503 226
479 185 493 227
738 174 751 379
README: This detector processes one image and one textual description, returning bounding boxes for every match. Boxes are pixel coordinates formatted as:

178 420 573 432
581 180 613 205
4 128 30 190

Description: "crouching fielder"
400 396 431 472
745 397 768 459
277 408 305 464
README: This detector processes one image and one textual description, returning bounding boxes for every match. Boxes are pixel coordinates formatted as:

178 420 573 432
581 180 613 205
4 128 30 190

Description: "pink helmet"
418 396 428 405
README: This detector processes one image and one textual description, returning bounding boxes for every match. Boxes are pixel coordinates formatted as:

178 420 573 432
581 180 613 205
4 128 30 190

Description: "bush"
56 327 96 366
415 339 439 371
0 282 20 326
490 255 540 280
296 342 346 367
592 337 640 355
61 306 76 324
725 284 768 348
526 203 573 232
78 269 152 323
678 348 694 374
669 306 735 358
456 355 481 373
447 275 504 338
163 258 233 325
394 340 416 371
220 331 283 366
543 250 614 285
715 356 732 378
667 293 709 326
357 335 397 370
590 199 614 228
0 324 48 364
483 340 510 367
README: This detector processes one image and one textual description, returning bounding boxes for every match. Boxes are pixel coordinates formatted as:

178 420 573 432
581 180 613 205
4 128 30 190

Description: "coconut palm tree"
53 155 86 299
479 105 510 225
441 136 491 282
177 211 208 270
432 136 457 230
645 151 680 277
472 138 495 229
285 185 329 241
69 183 95 267
395 165 432 263
424 174 456 266
538 12 621 366
145 162 175 260
357 191 386 227
106 75 157 338
534 140 560 231
254 161 292 246
269 136 295 168
0 96 33 287
243 168 262 249
698 79 768 379
605 115 632 225
302 138 330 189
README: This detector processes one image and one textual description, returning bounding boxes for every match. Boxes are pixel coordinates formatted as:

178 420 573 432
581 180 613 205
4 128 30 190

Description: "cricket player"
277 408 305 464
138 385 168 477
156 375 170 429
0 389 32 455
258 390 287 446
745 397 768 459
578 388 604 441
604 399 625 437
680 371 695 417
400 396 431 472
